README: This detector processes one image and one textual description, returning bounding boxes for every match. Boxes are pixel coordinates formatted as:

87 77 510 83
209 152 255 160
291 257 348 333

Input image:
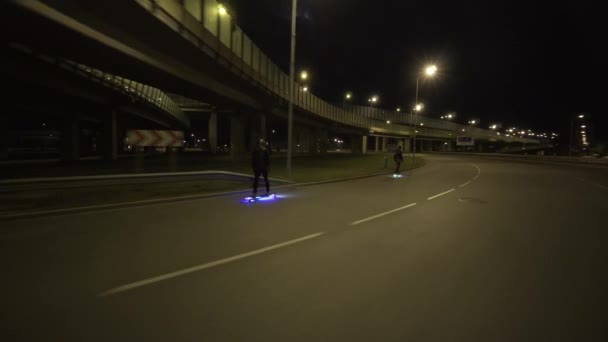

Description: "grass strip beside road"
0 154 424 216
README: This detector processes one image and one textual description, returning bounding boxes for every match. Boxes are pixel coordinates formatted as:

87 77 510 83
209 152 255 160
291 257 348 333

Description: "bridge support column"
382 137 387 152
317 128 328 154
62 115 80 162
362 136 368 154
0 115 8 160
402 138 411 153
351 135 363 154
375 136 379 152
248 113 267 152
208 109 218 154
297 127 307 152
308 128 318 154
102 110 118 161
260 114 267 143
230 113 246 161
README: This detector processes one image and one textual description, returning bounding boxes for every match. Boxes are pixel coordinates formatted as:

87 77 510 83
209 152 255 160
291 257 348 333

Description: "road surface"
2 155 607 341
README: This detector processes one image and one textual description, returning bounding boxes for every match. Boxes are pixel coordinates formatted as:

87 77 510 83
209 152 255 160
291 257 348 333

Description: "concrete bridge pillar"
230 113 246 161
208 109 218 154
317 128 328 154
403 138 411 153
308 128 318 154
362 136 368 154
248 113 268 152
62 114 80 161
382 137 387 152
260 114 267 143
375 136 379 153
351 135 364 154
0 115 8 160
102 110 118 161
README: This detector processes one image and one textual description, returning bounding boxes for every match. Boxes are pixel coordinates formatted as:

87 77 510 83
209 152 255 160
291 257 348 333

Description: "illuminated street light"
303 86 308 92
300 71 308 80
218 4 227 15
345 92 352 100
386 120 391 124
581 125 586 128
396 107 401 112
413 64 438 164
579 114 584 118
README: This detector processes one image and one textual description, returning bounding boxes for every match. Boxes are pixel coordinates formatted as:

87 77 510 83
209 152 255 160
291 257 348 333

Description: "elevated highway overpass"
3 0 538 161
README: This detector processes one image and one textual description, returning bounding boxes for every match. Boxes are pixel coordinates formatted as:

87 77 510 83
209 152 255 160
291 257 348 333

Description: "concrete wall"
203 0 219 36
243 36 252 66
219 8 231 47
184 0 202 21
232 27 243 57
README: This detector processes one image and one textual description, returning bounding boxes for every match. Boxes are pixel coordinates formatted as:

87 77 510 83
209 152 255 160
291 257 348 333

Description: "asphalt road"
2 154 608 341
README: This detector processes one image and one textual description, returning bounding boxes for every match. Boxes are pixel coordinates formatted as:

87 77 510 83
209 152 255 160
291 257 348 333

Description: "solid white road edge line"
458 180 472 188
350 203 417 226
427 188 456 200
99 232 325 297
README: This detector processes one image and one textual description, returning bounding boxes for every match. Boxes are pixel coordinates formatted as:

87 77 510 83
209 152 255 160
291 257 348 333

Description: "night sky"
229 0 603 140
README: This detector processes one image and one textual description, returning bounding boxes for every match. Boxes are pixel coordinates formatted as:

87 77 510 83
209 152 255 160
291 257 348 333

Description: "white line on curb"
458 180 472 188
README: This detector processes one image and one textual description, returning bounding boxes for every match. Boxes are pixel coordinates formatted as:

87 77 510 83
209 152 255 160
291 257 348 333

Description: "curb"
0 163 425 221
430 152 608 168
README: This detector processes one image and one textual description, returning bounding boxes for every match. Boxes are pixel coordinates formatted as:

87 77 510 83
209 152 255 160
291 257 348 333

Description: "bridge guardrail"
60 59 189 126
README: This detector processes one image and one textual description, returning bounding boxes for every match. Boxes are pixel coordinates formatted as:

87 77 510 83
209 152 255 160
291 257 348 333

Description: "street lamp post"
287 0 298 177
411 65 437 164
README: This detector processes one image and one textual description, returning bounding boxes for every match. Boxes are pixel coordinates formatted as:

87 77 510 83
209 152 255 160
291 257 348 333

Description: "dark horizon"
230 0 604 140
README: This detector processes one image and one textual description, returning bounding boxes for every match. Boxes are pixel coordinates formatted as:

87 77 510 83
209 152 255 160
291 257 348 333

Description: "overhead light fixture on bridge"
300 71 308 80
218 4 227 15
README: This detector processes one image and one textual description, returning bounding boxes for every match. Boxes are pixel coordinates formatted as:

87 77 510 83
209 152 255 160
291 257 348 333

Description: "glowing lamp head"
425 65 438 77
218 4 227 15
300 71 308 80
